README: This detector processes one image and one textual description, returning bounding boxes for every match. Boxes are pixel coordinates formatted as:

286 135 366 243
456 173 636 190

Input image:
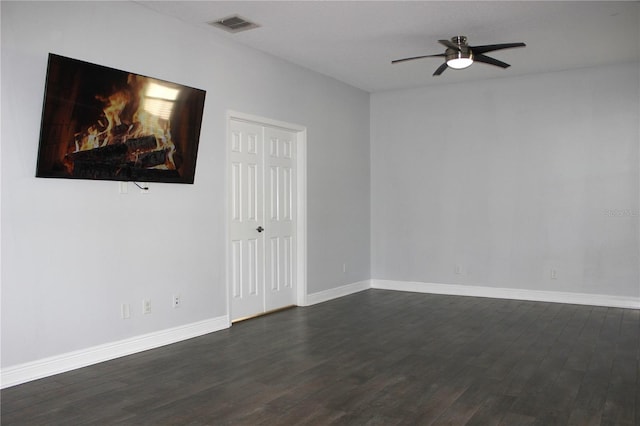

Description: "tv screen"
36 54 206 184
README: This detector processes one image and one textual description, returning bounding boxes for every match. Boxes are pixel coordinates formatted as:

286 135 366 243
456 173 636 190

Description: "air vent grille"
209 15 260 33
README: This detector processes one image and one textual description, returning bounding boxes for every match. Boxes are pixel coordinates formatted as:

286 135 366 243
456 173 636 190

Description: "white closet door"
229 120 297 321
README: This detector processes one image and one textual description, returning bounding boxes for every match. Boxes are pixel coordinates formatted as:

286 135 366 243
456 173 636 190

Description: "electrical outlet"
551 269 558 280
142 299 151 314
172 294 180 308
455 265 463 275
342 263 347 273
121 303 131 319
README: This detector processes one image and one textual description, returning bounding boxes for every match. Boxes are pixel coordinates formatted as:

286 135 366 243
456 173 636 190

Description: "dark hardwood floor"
2 289 639 425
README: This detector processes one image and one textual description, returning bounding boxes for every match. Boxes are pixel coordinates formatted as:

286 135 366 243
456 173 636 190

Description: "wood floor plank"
2 289 638 425
464 393 515 426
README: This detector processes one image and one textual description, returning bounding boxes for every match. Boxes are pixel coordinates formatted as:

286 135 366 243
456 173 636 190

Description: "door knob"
256 226 264 233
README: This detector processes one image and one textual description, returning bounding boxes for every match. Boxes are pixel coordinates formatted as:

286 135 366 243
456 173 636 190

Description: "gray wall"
1 1 370 367
371 63 639 298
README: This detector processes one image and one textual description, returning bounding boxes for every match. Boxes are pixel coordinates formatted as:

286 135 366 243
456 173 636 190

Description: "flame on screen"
69 75 180 172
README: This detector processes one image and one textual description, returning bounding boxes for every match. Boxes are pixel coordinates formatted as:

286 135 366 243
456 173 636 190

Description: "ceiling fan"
392 36 526 76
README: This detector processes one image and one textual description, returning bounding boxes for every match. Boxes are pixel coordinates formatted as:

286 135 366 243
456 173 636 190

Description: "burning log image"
67 137 178 180
36 54 206 184
64 76 180 180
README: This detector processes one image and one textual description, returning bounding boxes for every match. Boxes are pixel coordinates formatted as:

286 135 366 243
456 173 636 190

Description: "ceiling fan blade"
391 53 446 64
473 54 510 68
470 42 526 55
433 62 448 76
438 39 461 51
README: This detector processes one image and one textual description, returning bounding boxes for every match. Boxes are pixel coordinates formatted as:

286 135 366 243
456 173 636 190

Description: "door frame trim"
225 110 308 324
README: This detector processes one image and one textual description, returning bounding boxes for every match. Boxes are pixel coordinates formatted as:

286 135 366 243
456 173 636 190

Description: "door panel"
264 127 296 311
229 120 264 320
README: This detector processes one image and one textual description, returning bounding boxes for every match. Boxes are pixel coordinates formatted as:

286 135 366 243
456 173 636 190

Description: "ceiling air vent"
209 15 260 33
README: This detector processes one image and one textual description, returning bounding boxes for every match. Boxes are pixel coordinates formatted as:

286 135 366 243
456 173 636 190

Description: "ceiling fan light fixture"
446 50 473 69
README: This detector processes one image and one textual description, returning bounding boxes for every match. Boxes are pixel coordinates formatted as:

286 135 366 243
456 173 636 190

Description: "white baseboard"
305 280 371 306
1 316 229 389
371 279 640 310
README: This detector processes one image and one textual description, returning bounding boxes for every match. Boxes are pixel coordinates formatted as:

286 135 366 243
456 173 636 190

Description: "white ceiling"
137 1 639 93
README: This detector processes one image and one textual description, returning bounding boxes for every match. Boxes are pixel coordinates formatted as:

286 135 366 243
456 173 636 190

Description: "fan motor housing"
446 36 473 64
446 47 474 62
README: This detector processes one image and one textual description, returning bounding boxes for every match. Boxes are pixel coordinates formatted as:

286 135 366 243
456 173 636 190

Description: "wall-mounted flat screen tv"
36 54 206 184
